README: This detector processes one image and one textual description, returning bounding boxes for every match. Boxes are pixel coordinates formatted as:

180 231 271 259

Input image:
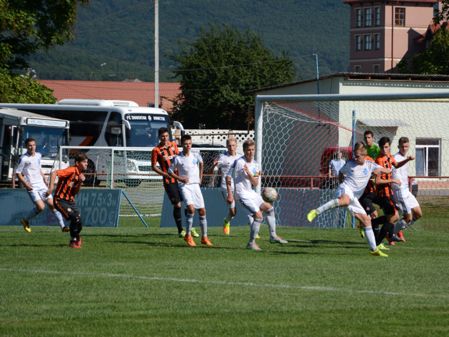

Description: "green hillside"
28 0 349 82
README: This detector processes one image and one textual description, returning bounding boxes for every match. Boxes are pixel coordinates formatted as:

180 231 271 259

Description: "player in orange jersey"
375 137 414 244
48 153 89 248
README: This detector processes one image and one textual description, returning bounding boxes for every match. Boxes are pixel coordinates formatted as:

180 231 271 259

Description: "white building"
255 72 449 182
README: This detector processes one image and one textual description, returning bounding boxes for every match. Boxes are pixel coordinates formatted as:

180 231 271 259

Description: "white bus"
0 108 69 185
0 99 181 186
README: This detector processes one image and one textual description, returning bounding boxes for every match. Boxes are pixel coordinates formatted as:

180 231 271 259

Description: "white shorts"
221 188 235 209
393 188 419 214
238 190 264 214
27 187 52 203
180 184 205 209
336 185 366 216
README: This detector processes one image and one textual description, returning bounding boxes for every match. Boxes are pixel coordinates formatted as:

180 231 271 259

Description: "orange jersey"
151 141 179 184
55 166 83 202
375 153 397 197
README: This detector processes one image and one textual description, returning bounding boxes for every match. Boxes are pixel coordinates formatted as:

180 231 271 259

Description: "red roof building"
39 80 181 112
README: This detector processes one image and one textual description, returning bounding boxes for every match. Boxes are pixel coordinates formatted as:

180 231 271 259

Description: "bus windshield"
23 126 68 158
125 114 169 147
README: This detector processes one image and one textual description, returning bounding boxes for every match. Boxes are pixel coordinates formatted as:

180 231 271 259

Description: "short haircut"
25 138 36 145
378 136 390 148
243 139 255 151
226 136 237 146
75 152 88 163
181 134 192 144
353 142 367 154
364 130 374 138
158 127 169 136
398 136 409 146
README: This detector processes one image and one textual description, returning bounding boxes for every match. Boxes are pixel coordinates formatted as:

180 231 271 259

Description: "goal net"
256 93 449 228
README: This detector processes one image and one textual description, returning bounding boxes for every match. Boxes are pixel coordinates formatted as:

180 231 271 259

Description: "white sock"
249 218 262 243
364 227 377 251
186 213 194 235
316 199 339 214
53 209 65 229
199 215 207 237
266 207 277 239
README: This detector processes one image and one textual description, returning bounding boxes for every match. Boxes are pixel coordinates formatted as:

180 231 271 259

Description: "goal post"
255 92 449 228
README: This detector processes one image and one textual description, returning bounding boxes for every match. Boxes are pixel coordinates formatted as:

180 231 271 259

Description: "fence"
58 146 226 225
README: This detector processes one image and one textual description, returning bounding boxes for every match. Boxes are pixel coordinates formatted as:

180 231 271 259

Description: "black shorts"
54 199 80 220
164 182 182 205
359 192 396 216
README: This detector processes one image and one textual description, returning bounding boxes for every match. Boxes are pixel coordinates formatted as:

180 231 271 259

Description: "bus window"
105 111 123 146
125 114 169 147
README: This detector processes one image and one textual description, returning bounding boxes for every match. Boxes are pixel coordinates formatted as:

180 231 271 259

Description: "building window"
374 7 381 26
433 3 439 19
356 8 363 27
354 65 361 72
364 8 372 27
416 138 440 176
395 7 406 26
373 64 380 73
355 35 362 51
374 33 381 50
364 34 372 50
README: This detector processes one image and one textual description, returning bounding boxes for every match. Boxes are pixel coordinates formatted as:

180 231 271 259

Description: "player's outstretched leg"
307 199 339 222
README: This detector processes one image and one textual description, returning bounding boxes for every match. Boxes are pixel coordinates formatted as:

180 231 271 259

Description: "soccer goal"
255 92 449 228
57 145 226 226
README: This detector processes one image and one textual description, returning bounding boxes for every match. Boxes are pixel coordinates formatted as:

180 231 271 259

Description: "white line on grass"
1 267 447 299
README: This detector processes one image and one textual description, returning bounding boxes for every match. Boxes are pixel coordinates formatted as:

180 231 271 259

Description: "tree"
0 0 87 103
0 68 55 103
0 0 88 71
398 24 449 74
173 25 295 129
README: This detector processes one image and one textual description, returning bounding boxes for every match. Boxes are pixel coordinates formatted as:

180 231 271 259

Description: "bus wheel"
124 179 141 187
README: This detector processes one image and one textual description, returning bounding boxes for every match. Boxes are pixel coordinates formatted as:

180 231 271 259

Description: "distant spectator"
329 151 346 177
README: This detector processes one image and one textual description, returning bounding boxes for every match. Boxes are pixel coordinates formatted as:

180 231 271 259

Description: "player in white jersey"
213 137 240 235
392 137 422 229
226 139 287 251
307 143 392 257
15 138 68 233
169 134 213 247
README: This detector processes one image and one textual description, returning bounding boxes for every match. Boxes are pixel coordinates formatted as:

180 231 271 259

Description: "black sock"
173 207 183 233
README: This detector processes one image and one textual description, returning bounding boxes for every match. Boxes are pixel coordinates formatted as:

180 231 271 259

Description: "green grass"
1 205 449 337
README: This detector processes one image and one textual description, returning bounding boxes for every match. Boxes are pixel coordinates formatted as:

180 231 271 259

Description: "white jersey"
228 156 260 197
392 152 409 190
339 159 381 199
169 152 203 186
329 159 346 176
217 151 240 189
16 152 47 189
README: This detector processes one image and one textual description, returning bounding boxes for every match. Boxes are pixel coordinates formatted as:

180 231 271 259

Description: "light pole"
313 53 320 95
154 0 159 109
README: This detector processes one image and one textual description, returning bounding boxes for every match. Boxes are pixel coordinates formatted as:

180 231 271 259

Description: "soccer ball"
262 187 278 203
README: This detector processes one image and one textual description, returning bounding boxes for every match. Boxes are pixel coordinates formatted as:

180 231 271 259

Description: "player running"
213 137 240 235
48 153 89 248
307 142 392 257
168 135 213 247
375 136 413 243
16 138 68 233
227 139 287 251
392 136 422 230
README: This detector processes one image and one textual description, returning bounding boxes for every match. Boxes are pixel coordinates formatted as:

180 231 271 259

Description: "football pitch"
1 202 449 337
